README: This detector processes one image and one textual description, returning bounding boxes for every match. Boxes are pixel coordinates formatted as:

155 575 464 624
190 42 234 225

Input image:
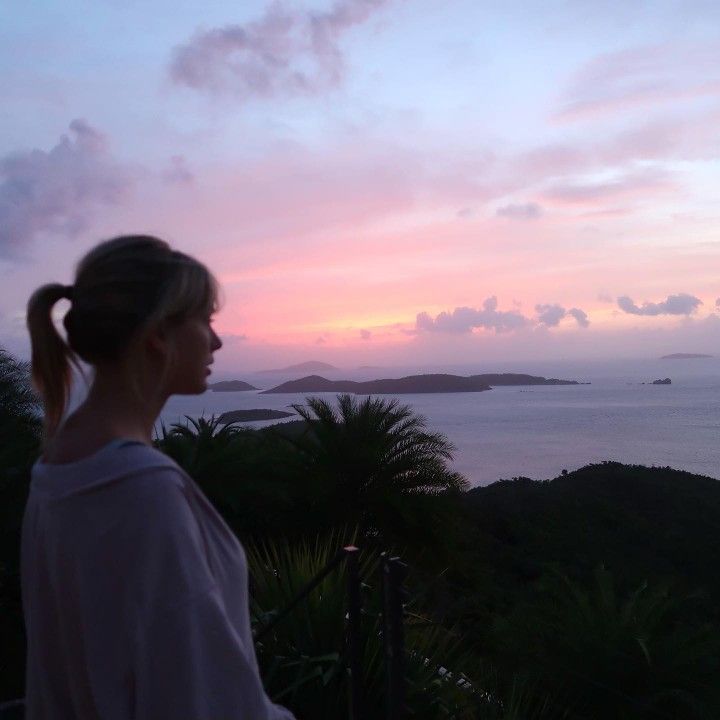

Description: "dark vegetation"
1 347 718 717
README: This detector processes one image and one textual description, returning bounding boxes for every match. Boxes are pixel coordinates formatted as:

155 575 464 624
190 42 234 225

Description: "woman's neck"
66 370 167 446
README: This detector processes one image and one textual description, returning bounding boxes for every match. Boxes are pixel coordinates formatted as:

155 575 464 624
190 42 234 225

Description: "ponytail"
26 284 78 441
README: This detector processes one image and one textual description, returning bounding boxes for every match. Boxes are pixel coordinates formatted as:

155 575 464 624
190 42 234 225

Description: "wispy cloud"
617 293 702 316
496 202 542 220
360 329 372 340
543 168 672 205
557 42 720 120
170 0 394 99
162 155 194 185
0 119 132 258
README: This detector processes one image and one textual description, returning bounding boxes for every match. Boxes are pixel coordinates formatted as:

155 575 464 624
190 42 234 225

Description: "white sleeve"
125 468 296 720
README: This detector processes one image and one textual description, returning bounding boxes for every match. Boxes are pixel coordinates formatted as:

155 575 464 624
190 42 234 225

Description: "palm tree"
248 533 481 719
287 395 468 542
0 348 41 462
154 415 302 540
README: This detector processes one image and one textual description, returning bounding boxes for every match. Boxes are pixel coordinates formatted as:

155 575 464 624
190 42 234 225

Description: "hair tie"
62 285 74 301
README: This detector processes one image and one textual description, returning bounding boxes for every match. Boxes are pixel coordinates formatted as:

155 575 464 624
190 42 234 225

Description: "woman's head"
27 235 221 438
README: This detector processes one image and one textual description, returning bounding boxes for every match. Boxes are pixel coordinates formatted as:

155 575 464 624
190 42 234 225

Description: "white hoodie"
21 438 296 720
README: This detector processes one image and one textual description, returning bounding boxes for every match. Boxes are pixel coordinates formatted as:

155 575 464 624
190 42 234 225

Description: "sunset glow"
1 0 719 370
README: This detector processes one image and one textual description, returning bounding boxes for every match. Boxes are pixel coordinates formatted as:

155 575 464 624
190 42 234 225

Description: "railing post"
381 554 407 720
344 545 363 720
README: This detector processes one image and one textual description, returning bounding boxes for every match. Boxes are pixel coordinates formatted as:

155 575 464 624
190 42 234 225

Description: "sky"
1 0 719 371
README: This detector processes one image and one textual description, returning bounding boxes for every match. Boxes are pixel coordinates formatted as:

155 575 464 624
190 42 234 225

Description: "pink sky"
1 0 719 370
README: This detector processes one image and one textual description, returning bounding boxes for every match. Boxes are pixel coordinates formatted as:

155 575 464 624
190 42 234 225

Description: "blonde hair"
26 235 219 440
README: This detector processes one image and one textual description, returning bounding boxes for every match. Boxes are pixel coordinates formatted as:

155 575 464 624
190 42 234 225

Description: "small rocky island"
652 378 672 385
218 409 295 424
262 373 582 395
209 380 258 392
660 353 713 360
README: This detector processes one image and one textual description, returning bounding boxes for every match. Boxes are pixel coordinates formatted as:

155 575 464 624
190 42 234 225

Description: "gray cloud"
716 298 720 308
360 329 371 340
568 307 590 328
535 303 566 327
535 303 590 328
496 202 542 220
0 119 132 258
170 0 392 98
617 293 702 316
416 296 529 334
597 292 614 303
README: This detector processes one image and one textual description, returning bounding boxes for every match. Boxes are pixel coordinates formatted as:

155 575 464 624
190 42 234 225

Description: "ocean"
158 358 720 487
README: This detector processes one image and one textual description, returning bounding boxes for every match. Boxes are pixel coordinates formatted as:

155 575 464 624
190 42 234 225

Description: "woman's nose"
211 328 222 351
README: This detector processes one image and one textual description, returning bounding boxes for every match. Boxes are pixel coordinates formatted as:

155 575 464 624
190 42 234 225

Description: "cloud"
360 329 371 340
557 42 720 121
716 298 720 308
543 168 672 205
597 293 614 303
163 155 194 185
568 307 590 328
617 293 702 316
416 297 529 334
315 336 326 344
0 119 132 258
170 0 393 99
535 303 566 327
535 304 590 328
496 202 542 220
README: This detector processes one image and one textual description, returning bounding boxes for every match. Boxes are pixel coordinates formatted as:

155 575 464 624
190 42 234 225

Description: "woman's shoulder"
31 439 190 500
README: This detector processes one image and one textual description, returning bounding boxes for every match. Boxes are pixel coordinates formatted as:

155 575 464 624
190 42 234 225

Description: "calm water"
159 359 720 487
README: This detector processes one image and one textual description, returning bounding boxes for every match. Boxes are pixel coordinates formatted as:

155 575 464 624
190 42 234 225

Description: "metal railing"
253 544 409 720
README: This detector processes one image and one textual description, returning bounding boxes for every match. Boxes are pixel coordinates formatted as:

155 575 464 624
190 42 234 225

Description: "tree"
285 394 468 551
491 565 720 719
0 348 42 702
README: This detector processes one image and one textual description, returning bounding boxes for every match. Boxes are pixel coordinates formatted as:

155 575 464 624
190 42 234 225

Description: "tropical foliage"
2 345 720 718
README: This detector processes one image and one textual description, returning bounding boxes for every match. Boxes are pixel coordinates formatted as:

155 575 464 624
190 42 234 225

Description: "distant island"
218 409 295 424
652 378 672 385
262 373 581 395
660 353 713 359
256 361 339 374
209 380 258 392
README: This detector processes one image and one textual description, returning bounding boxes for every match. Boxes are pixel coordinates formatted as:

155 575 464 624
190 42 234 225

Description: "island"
660 353 713 360
209 380 258 391
218 409 296 424
256 360 339 374
652 378 672 385
261 373 581 395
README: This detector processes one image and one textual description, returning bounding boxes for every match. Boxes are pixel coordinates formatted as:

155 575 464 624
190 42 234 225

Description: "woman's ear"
142 321 170 358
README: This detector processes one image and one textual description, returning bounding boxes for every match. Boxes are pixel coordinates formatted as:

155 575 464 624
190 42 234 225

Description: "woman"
22 235 295 719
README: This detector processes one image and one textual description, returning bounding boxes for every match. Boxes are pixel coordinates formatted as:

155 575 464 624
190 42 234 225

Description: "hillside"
209 380 258 391
463 462 720 600
262 372 580 394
